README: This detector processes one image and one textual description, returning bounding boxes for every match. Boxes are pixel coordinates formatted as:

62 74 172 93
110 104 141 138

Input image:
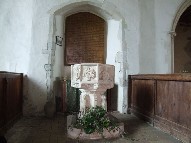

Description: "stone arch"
46 0 127 113
171 0 191 72
48 1 122 20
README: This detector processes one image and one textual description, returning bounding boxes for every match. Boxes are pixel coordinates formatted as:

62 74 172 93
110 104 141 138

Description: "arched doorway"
172 0 191 73
47 1 127 113
174 6 191 73
63 12 106 112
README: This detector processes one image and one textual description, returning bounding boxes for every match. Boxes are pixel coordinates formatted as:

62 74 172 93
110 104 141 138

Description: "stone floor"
4 113 182 143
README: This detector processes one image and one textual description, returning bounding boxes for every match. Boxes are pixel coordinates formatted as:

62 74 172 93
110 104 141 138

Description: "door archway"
47 1 128 113
171 0 191 73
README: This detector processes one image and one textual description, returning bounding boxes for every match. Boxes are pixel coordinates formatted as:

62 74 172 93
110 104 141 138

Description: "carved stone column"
71 63 115 115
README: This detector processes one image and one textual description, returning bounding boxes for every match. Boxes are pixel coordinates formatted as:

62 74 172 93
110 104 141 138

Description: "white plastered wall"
0 0 186 115
0 0 33 73
154 0 184 73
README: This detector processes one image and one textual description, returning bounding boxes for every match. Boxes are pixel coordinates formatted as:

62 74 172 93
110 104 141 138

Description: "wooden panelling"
0 75 5 127
62 81 67 113
156 81 191 128
131 79 155 121
0 72 23 130
6 75 22 122
129 74 191 142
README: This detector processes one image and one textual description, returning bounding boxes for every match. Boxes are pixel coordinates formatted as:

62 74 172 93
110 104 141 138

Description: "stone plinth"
68 122 124 140
69 63 124 140
71 63 115 114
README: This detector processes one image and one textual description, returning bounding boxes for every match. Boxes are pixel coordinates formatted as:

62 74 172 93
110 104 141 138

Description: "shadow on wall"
107 84 118 111
23 75 47 116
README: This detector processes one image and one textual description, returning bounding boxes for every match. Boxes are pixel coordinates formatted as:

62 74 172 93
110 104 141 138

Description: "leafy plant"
73 106 117 134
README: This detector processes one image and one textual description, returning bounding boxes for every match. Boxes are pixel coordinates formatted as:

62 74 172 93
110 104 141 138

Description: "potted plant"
68 106 124 139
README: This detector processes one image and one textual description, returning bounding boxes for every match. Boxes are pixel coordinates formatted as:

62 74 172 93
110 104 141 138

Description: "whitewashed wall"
154 0 184 73
0 0 33 73
0 0 185 115
0 0 36 115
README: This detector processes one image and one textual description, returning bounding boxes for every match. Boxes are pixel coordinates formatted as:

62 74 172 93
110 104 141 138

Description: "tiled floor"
4 113 182 143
